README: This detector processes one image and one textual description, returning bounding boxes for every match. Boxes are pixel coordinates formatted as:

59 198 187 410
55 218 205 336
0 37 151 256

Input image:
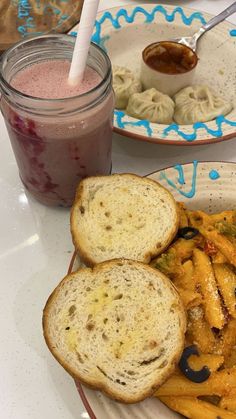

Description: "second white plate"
70 160 236 419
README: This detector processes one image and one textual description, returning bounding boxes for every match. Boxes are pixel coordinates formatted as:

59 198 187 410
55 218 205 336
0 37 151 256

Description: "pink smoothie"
11 60 102 98
2 59 114 206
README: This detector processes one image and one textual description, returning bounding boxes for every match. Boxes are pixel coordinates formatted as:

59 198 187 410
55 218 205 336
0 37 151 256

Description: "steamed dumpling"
113 66 142 109
174 85 233 125
126 88 175 124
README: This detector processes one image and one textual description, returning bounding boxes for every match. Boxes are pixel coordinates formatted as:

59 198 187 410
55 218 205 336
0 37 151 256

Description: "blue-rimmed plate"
72 3 236 145
70 160 236 418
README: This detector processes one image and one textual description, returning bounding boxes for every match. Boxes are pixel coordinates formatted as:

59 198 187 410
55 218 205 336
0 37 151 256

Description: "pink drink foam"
11 60 101 98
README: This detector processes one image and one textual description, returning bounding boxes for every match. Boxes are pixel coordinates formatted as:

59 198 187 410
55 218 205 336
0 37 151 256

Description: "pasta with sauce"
151 205 236 418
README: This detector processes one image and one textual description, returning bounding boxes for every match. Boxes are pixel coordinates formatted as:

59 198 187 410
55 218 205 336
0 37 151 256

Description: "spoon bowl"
141 41 198 96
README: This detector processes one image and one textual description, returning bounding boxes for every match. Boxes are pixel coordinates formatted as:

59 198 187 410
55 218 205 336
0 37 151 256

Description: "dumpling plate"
71 3 236 145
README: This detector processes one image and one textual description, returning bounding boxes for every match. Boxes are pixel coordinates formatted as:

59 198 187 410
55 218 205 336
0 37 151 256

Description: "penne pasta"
199 225 236 267
187 209 214 229
224 348 236 368
177 287 202 310
220 396 236 413
151 207 236 418
187 353 224 373
211 251 228 264
156 368 236 397
173 238 199 261
173 260 195 291
159 396 236 419
210 210 236 224
187 306 216 353
215 319 236 359
193 249 225 329
213 263 236 318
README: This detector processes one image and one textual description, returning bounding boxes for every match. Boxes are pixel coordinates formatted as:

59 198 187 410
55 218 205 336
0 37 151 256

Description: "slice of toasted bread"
70 174 179 266
43 259 186 404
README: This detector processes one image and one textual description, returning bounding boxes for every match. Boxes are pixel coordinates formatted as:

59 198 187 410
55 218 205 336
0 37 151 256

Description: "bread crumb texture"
43 259 186 403
71 174 179 265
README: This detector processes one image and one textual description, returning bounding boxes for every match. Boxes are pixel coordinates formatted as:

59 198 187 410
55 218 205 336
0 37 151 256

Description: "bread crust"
43 259 186 404
70 173 180 267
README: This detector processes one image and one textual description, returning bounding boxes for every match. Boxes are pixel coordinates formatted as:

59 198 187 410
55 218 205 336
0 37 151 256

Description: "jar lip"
0 34 112 103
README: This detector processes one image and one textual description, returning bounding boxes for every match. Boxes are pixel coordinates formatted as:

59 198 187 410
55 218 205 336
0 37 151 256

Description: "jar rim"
0 34 112 104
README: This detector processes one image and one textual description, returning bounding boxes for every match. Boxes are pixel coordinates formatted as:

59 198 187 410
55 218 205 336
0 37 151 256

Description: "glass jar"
0 34 114 206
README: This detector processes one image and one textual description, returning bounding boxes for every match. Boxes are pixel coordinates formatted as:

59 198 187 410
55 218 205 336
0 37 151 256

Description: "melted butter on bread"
65 328 78 351
88 284 113 316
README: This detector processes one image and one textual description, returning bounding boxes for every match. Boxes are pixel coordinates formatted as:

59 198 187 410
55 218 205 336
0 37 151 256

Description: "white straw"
68 0 100 86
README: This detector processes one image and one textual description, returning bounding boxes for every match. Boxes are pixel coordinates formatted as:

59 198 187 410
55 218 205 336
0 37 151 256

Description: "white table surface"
1 1 236 418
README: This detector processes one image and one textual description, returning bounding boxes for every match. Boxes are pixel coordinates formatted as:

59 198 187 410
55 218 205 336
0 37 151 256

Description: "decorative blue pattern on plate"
163 116 236 142
158 161 222 198
114 111 153 137
159 160 198 198
115 112 236 142
91 5 206 48
209 169 220 180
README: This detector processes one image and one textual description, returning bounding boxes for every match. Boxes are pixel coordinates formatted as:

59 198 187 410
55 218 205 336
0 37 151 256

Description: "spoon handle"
202 1 236 32
191 1 236 47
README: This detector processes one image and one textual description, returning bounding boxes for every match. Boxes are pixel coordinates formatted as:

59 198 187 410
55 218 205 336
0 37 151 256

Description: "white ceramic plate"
69 160 236 419
71 3 236 145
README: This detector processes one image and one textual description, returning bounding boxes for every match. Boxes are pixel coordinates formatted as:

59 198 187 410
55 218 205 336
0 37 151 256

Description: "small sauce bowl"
141 41 198 96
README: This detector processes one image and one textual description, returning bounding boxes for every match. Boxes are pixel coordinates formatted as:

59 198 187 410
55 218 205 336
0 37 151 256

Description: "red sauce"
143 41 198 75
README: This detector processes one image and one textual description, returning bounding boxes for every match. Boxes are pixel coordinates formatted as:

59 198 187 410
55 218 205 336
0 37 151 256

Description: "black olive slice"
178 227 199 240
178 345 211 383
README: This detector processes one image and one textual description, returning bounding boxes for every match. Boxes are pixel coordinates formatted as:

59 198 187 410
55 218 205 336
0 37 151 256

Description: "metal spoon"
173 1 236 51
